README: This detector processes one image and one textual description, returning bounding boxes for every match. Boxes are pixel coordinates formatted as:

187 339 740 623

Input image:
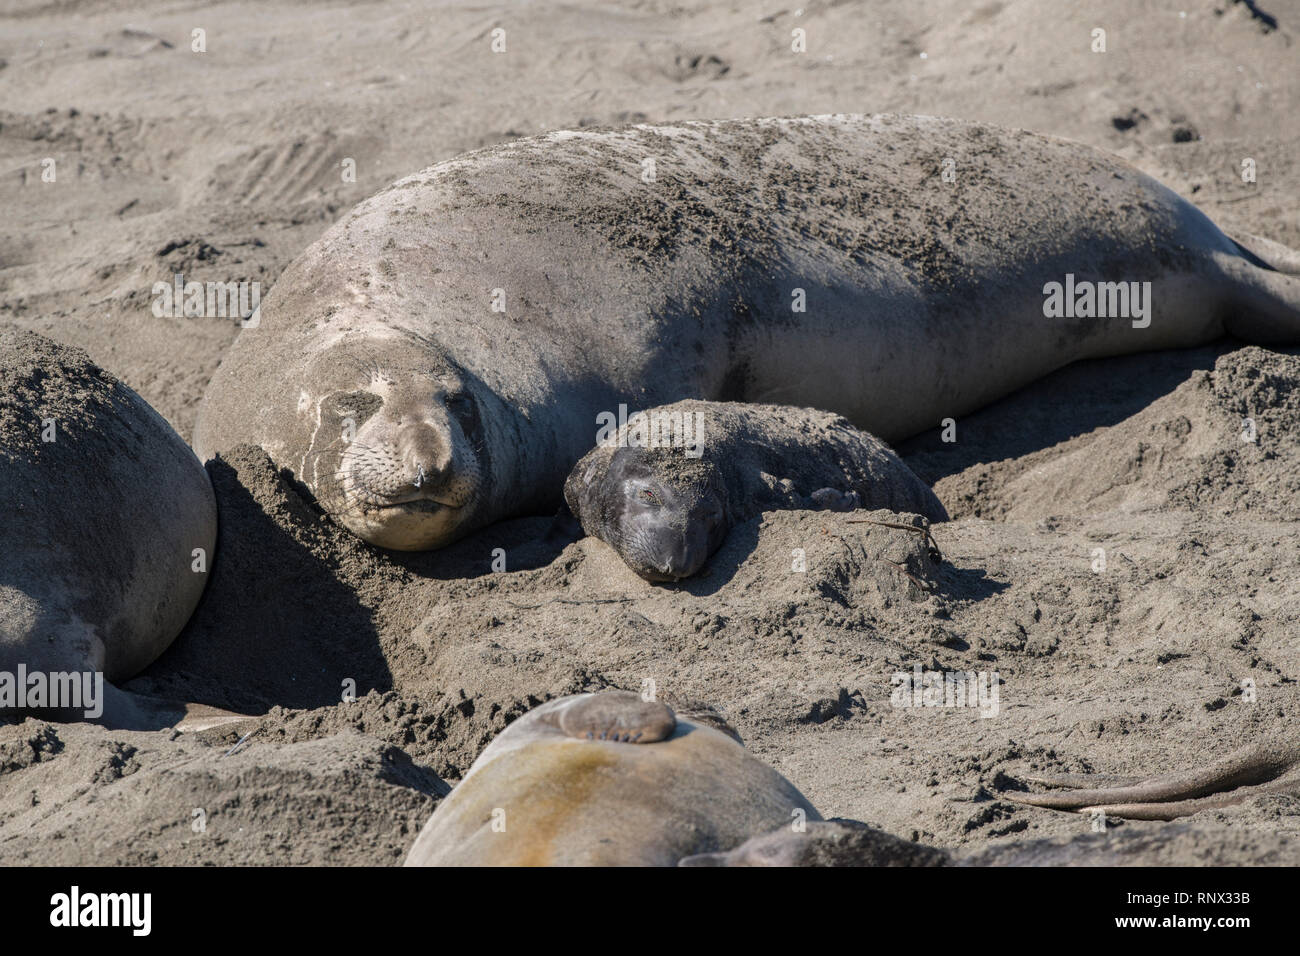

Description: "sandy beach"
1 0 1298 866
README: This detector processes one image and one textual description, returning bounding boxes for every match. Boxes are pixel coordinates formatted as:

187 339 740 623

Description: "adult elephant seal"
193 113 1300 550
0 327 219 729
563 399 947 581
403 691 820 866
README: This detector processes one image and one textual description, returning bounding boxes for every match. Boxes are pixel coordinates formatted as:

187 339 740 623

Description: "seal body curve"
0 327 217 726
403 692 821 866
194 114 1300 550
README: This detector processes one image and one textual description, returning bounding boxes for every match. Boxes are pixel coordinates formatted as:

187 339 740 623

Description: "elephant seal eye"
445 392 476 426
334 390 381 422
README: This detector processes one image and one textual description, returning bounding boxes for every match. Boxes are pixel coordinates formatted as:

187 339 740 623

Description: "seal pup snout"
598 449 727 583
624 481 726 582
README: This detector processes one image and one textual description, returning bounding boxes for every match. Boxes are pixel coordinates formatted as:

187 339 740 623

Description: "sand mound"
904 346 1300 521
0 719 442 865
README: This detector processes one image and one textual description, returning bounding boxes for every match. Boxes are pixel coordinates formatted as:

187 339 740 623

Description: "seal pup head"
298 336 490 550
564 445 728 583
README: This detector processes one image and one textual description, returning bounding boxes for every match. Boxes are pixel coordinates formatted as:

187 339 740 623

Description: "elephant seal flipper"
564 400 945 581
809 488 863 512
557 689 676 743
98 689 256 734
1002 740 1300 821
1221 254 1300 343
1228 230 1300 275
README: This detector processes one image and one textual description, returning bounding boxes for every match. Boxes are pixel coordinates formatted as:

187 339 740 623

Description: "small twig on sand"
223 731 257 758
503 596 633 610
846 517 944 563
876 557 935 594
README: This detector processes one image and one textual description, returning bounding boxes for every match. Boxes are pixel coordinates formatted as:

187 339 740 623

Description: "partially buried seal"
0 327 222 729
563 399 947 581
403 691 821 866
193 114 1300 551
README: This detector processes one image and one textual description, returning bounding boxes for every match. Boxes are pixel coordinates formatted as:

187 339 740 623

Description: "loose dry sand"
1 0 1297 865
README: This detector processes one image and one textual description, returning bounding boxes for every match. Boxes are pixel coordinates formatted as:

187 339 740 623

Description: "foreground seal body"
0 328 217 728
564 399 947 580
403 691 821 866
193 114 1300 550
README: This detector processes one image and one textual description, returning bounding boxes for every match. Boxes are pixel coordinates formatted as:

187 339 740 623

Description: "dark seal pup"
563 399 946 581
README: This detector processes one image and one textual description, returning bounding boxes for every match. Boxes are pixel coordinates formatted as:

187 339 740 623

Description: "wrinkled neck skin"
464 371 602 537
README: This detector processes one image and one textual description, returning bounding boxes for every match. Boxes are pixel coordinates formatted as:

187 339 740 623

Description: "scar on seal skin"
1003 741 1300 821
